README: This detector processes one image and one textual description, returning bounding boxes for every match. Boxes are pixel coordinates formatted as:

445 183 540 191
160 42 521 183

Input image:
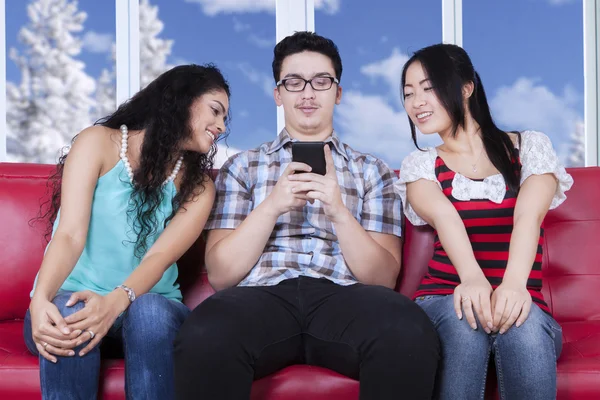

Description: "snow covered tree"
94 47 116 120
93 0 173 120
566 121 585 167
7 0 96 163
139 0 173 89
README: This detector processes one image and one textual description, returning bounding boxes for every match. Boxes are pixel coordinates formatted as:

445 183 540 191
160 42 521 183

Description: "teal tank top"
31 159 182 301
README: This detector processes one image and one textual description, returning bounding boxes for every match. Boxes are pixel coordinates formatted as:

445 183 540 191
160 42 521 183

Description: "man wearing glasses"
174 32 439 400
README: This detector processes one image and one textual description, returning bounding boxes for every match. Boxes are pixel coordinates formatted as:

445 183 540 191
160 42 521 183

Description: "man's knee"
174 296 243 359
357 288 440 356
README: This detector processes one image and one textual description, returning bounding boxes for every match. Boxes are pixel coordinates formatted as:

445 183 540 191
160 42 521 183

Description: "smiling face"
403 61 453 135
274 51 342 138
181 90 229 154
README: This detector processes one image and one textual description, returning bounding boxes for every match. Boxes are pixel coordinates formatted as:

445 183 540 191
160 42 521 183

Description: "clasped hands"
266 144 348 223
453 274 532 335
29 289 129 362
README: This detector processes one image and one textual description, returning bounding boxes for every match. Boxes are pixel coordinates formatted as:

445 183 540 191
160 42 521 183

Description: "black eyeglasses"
276 76 339 92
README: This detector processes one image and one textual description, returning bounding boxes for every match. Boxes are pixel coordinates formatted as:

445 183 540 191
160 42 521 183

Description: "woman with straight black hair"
396 43 573 400
24 63 230 399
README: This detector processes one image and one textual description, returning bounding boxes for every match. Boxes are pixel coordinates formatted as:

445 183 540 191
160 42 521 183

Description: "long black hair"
39 64 231 257
401 43 520 192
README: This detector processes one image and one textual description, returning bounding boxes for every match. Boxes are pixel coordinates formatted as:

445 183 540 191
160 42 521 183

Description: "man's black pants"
174 276 440 399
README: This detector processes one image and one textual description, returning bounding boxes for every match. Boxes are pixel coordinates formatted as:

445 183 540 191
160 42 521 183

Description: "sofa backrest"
0 163 217 319
0 163 55 320
1 163 599 323
399 167 600 323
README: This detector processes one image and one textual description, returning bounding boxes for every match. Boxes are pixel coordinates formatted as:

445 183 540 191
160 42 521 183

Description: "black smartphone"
291 142 327 175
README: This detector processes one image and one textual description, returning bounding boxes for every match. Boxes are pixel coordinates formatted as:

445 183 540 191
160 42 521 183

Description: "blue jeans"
24 291 190 400
416 295 562 400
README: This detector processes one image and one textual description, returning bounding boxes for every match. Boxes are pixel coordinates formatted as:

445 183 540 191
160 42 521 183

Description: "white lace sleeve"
395 148 439 226
519 131 574 209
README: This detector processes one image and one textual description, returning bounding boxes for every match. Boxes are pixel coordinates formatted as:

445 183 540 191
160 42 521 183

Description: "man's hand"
288 145 349 223
263 161 314 217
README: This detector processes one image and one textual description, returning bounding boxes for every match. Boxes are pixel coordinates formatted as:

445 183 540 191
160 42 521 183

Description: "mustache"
295 103 320 108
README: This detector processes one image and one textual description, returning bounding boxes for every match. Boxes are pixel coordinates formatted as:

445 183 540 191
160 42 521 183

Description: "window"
463 0 585 167
5 0 116 164
139 0 276 166
316 0 442 169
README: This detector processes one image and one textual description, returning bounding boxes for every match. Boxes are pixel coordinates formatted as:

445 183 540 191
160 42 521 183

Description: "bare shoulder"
70 125 117 153
67 125 119 175
198 175 216 200
176 173 216 208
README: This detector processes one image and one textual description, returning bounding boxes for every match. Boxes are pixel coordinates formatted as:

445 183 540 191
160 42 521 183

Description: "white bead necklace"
119 124 183 186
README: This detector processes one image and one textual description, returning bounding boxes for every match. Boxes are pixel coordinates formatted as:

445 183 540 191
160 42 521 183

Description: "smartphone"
291 142 327 175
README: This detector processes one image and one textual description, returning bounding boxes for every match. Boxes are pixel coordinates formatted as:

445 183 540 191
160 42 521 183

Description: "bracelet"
115 284 136 303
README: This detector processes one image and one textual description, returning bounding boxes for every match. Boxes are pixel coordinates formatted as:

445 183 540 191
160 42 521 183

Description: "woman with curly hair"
24 64 230 400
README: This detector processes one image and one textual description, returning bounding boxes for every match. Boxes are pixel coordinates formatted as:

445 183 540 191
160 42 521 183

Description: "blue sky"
5 0 584 167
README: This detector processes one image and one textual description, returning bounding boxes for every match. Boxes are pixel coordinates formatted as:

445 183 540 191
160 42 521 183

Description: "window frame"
1 0 598 165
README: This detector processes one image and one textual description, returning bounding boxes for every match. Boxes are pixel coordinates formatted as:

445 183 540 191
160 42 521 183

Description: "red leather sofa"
1 162 599 399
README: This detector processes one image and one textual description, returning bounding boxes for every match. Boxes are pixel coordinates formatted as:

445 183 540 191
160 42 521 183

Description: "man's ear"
335 85 343 105
274 86 283 106
463 81 474 99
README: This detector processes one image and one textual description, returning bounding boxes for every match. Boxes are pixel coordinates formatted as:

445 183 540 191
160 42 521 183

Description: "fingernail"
79 351 86 357
485 328 491 334
516 322 521 328
76 341 82 346
62 328 70 334
51 359 57 364
74 330 82 336
471 324 477 330
500 329 505 334
68 351 75 356
487 322 493 329
458 313 462 320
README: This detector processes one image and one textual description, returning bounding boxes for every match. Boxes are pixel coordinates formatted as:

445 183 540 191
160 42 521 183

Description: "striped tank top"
413 153 549 314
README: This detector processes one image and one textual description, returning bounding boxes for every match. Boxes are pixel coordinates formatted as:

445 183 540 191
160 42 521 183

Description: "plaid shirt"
206 129 402 287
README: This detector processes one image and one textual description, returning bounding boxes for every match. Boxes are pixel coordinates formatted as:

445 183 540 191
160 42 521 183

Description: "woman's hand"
63 290 130 356
491 280 532 334
453 274 494 333
29 296 82 363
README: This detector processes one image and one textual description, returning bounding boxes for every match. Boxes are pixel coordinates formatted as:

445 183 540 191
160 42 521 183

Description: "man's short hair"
272 31 343 83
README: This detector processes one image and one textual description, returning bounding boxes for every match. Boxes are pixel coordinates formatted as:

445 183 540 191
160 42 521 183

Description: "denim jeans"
416 294 562 400
24 291 190 400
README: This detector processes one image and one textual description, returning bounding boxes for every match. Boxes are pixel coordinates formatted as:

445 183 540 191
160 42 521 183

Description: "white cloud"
490 77 582 146
232 17 250 32
172 57 193 66
360 47 409 104
334 49 435 166
214 144 241 168
248 34 274 48
185 0 340 16
237 62 274 97
231 18 273 49
82 31 113 53
546 0 578 5
336 91 440 167
314 0 341 14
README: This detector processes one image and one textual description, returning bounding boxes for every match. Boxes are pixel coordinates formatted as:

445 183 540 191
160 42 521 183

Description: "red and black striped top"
413 155 549 314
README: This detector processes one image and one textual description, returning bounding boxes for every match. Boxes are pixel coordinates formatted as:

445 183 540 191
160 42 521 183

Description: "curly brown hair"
38 64 231 258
